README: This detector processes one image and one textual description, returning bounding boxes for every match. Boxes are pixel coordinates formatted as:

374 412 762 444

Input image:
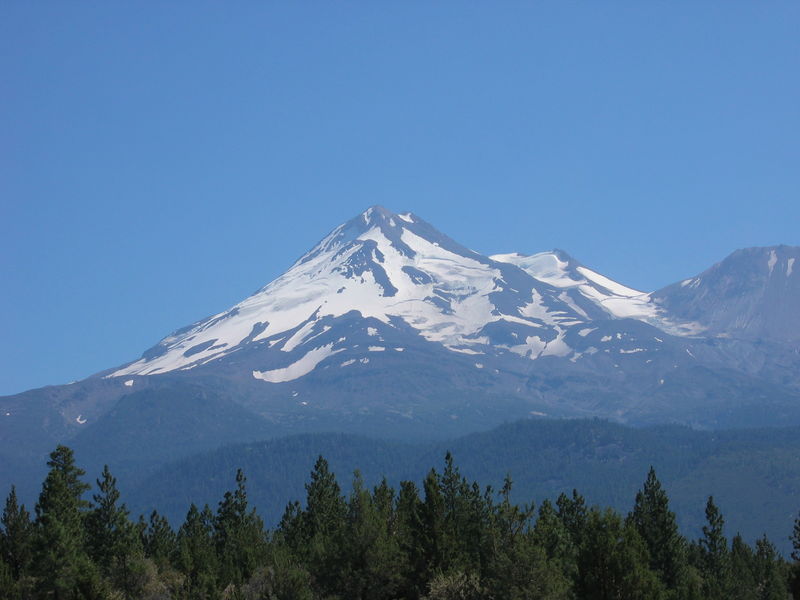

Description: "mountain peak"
360 205 401 224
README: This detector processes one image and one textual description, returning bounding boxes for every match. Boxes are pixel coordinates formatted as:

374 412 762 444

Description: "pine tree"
177 503 218 599
576 508 665 600
142 509 176 572
419 467 446 578
752 535 787 600
698 496 731 600
86 465 142 596
33 445 103 598
395 479 425 598
338 471 401 599
627 467 687 592
1 486 32 581
277 499 305 552
213 468 266 587
303 455 346 595
485 478 571 599
556 489 587 547
533 499 577 581
729 534 757 600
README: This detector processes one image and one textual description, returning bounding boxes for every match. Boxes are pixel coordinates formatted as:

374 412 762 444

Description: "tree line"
2 445 800 599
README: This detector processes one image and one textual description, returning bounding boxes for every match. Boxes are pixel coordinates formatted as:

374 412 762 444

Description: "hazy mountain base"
123 418 800 556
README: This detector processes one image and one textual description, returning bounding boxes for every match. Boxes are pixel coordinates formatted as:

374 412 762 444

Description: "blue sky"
2 2 798 395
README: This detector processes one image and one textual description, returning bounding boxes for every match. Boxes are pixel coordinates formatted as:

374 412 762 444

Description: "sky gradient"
2 3 799 395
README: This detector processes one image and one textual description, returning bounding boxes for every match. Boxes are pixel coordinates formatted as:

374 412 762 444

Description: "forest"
2 445 800 600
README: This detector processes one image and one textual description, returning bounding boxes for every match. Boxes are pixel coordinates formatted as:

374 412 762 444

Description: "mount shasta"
2 206 800 492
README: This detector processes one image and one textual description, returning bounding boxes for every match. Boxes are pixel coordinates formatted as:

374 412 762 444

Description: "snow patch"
124 379 134 387
368 346 385 351
252 344 343 383
768 250 777 274
76 415 87 425
367 327 378 336
788 258 795 277
578 328 595 337
601 335 612 342
448 347 482 355
341 359 356 367
475 362 484 369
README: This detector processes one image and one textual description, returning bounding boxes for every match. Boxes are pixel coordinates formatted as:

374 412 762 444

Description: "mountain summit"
111 206 696 381
2 208 800 497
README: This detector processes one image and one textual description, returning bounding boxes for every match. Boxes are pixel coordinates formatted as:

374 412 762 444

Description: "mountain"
653 245 800 343
2 206 800 499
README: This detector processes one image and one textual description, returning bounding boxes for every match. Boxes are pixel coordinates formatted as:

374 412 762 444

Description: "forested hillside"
123 419 800 556
3 445 800 599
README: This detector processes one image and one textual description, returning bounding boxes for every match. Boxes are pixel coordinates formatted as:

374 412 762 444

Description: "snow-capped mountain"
109 206 699 382
3 207 800 498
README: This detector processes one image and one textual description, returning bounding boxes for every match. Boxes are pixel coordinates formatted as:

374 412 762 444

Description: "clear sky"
2 2 798 395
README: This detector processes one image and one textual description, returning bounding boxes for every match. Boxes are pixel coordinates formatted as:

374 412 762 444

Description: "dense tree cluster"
2 446 799 599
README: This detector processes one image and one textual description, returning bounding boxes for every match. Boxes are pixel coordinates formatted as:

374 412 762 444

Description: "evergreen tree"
556 489 587 547
0 486 32 581
177 503 218 599
418 468 446 578
486 477 570 599
698 496 731 599
33 445 103 598
440 452 470 571
395 479 425 599
752 535 786 600
142 509 176 572
338 471 401 599
627 467 687 592
213 468 266 587
576 508 665 600
302 455 346 595
729 534 757 600
532 499 577 582
277 499 305 553
86 465 143 596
